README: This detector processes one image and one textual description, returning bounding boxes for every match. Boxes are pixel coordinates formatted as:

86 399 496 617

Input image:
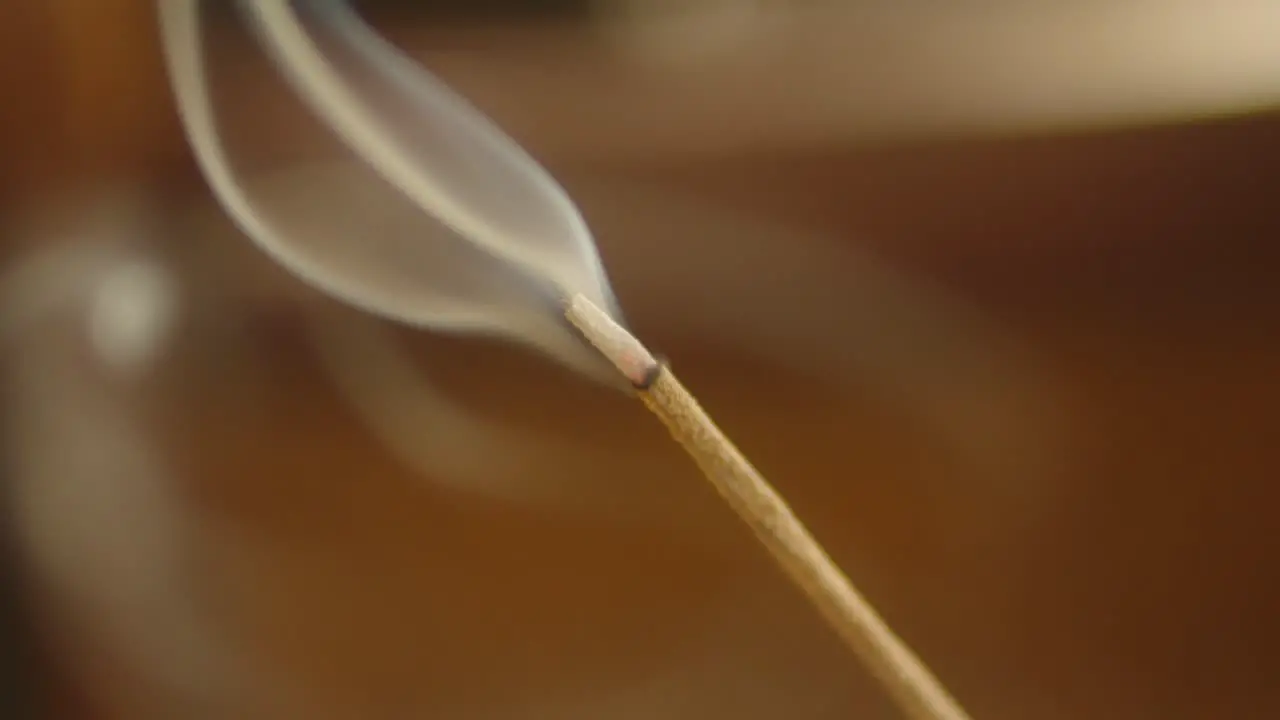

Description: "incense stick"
566 293 972 720
165 1 971 712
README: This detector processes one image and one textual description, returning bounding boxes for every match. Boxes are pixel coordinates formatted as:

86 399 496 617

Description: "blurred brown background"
2 1 1278 718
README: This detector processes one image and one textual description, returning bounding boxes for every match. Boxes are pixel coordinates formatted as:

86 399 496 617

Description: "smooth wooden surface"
131 259 1280 718
6 114 1267 717
2 3 1279 718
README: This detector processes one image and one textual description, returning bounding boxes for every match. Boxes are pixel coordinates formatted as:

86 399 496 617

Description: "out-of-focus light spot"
87 259 179 374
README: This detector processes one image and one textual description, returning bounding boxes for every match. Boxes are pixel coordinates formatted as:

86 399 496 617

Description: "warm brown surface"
2 3 1279 718
7 172 1280 718
133 262 1279 718
92 116 1273 717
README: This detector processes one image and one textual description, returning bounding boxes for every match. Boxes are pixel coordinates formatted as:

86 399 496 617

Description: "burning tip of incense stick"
565 293 661 388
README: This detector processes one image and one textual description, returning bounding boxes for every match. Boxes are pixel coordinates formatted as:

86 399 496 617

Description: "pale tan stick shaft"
566 294 972 720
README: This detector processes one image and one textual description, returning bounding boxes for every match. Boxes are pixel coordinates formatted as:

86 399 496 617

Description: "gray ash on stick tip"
633 355 666 390
564 294 660 387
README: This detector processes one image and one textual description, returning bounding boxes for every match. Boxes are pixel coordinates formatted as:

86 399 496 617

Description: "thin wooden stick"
565 293 972 720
